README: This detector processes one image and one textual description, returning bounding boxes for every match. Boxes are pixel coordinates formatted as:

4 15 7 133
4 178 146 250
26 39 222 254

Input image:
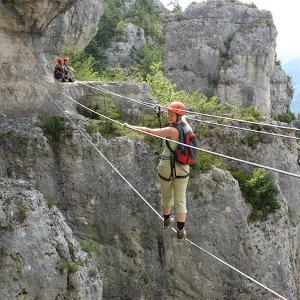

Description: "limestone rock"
0 0 76 33
0 177 102 299
270 64 294 116
0 116 299 299
42 0 104 63
103 22 147 68
72 80 157 123
0 0 103 118
163 0 291 117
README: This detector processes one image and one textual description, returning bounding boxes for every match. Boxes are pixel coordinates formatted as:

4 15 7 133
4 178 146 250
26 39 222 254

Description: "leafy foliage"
80 239 102 258
99 66 126 82
47 199 57 208
136 43 164 77
85 96 127 138
40 115 64 142
60 260 79 273
17 204 28 222
85 0 164 73
274 110 296 123
85 0 123 68
231 168 280 221
191 152 224 173
238 105 263 122
241 132 261 149
124 0 164 43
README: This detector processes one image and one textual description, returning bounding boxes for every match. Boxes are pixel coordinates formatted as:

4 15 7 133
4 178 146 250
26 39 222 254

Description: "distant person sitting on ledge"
63 57 75 82
54 57 70 82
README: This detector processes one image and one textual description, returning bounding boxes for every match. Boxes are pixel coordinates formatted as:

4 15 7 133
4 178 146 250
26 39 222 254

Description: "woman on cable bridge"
123 101 197 241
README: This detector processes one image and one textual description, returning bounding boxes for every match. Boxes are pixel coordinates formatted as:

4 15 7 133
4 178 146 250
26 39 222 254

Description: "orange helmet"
57 58 63 63
167 101 185 116
64 57 69 62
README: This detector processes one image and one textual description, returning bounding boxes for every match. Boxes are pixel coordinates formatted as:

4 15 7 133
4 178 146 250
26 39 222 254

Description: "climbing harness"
48 95 288 300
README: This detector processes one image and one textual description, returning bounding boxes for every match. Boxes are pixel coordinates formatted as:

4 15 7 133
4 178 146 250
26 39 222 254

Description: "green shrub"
241 132 260 149
136 43 164 77
274 110 295 123
47 199 57 208
139 112 167 128
191 152 224 173
84 0 123 71
231 168 280 222
40 115 64 142
208 74 219 88
238 105 263 122
86 121 99 134
84 96 127 138
224 35 233 51
80 239 102 258
17 204 28 222
169 267 176 275
219 51 234 70
100 66 126 81
125 0 164 43
257 10 272 27
60 260 79 273
141 273 150 284
275 60 281 66
85 0 164 73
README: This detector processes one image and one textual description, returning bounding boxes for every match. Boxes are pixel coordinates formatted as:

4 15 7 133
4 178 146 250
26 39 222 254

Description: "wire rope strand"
81 81 300 140
81 81 300 132
48 96 288 300
46 81 300 179
49 75 300 139
92 80 300 140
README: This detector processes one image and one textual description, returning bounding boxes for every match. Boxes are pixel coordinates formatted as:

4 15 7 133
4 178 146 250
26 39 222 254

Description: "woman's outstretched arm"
123 123 179 140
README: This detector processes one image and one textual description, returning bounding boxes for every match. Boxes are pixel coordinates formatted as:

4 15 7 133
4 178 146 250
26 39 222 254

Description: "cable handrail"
49 95 288 300
47 81 300 179
81 82 300 140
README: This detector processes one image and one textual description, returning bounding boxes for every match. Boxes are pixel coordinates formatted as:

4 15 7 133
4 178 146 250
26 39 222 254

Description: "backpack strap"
165 124 183 180
165 140 177 180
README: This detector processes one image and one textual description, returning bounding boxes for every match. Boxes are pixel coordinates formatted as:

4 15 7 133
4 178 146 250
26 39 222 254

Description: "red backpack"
165 123 198 179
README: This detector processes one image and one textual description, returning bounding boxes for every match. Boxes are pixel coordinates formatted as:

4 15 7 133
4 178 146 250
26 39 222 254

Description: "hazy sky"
160 0 300 63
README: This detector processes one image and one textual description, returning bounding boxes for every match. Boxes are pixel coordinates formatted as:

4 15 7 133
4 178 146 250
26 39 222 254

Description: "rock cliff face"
103 23 147 68
163 0 291 117
100 0 165 69
0 0 103 117
42 0 104 64
0 95 299 299
1 0 300 299
0 177 102 299
270 64 294 115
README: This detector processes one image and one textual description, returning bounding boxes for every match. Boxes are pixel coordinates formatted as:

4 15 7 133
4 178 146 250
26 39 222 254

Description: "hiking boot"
177 228 186 241
68 78 74 82
61 78 66 82
163 217 174 229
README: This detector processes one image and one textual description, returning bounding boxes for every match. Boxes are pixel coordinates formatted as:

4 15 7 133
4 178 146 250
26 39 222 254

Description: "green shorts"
157 160 190 214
